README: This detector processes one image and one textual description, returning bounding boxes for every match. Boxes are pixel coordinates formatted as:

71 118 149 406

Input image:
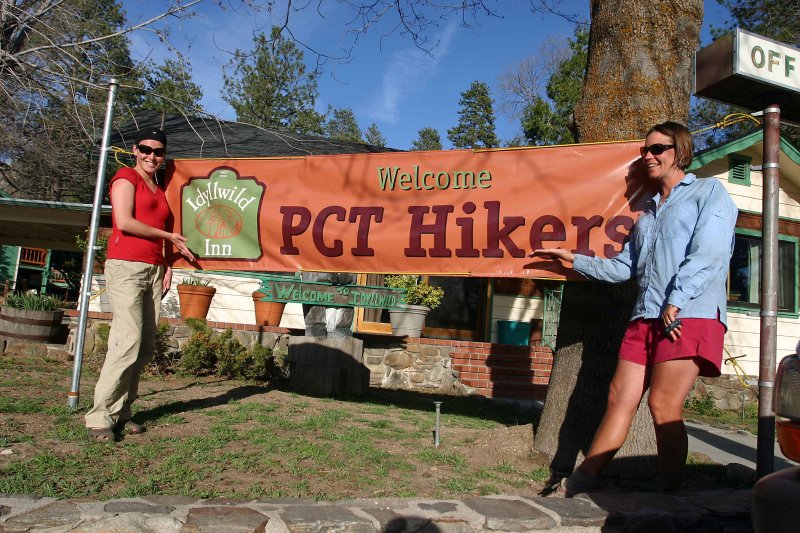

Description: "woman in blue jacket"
535 121 738 494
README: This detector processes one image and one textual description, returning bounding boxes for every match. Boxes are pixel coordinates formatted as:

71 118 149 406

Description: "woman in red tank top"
85 128 195 442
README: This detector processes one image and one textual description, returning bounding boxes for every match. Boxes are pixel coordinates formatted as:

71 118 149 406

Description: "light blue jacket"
573 173 738 325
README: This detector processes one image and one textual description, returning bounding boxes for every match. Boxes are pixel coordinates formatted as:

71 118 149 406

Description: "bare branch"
497 33 570 118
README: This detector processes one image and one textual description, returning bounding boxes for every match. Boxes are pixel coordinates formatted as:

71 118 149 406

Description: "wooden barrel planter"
0 306 65 342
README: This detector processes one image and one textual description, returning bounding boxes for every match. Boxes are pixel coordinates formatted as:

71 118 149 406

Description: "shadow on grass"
270 382 542 428
137 378 231 399
135 384 272 425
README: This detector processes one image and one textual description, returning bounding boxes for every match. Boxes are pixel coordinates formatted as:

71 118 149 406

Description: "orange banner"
165 140 652 278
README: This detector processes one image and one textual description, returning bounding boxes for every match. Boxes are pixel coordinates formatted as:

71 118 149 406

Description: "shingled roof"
108 111 400 159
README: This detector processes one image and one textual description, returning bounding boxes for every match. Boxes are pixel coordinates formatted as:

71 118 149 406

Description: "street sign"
694 28 800 122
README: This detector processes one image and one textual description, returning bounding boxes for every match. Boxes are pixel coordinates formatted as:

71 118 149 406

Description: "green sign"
255 274 405 309
181 167 265 260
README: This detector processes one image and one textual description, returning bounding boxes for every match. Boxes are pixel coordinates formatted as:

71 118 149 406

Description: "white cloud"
367 20 459 124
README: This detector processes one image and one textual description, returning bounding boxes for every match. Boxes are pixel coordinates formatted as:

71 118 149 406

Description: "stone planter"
177 284 216 320
252 291 285 326
0 305 65 342
389 304 430 337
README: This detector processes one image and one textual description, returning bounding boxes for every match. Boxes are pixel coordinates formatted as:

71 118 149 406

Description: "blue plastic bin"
496 320 531 346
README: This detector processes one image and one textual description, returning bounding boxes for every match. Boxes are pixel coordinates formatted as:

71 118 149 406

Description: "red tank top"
106 166 170 265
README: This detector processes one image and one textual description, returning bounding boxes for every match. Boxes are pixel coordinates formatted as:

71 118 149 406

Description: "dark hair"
646 121 692 170
134 128 167 148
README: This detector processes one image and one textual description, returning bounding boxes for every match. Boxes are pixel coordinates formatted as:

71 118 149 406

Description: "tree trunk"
533 0 703 477
574 0 703 141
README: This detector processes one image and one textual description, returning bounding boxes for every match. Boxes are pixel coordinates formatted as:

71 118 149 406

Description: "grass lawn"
0 349 547 500
0 347 754 500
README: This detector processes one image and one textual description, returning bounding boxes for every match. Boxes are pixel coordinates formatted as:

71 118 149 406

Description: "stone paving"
0 489 754 532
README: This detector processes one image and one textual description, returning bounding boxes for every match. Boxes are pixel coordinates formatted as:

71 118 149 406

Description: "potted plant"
0 291 65 342
252 288 285 327
177 276 216 320
384 275 444 337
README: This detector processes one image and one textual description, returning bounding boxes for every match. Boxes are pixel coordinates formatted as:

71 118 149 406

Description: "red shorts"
618 317 724 377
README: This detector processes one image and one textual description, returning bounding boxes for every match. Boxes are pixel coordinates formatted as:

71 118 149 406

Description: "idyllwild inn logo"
181 167 265 260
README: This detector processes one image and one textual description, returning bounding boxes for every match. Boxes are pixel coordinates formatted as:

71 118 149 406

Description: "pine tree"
325 108 364 143
447 81 500 149
364 122 387 146
410 127 443 151
140 58 203 114
223 27 325 135
535 0 705 477
719 0 798 46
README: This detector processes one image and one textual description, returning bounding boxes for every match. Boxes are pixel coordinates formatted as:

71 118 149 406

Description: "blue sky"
124 1 731 151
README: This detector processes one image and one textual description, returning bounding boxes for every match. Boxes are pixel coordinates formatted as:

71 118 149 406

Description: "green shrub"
685 394 721 417
179 319 283 382
148 322 179 375
3 292 64 312
95 322 111 356
219 343 274 382
179 319 222 375
272 348 290 379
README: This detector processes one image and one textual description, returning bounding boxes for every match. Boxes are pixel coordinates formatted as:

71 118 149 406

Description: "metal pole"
67 79 118 411
434 401 442 447
757 104 780 478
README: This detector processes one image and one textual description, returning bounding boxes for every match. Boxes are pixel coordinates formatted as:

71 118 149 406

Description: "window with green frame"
727 230 798 314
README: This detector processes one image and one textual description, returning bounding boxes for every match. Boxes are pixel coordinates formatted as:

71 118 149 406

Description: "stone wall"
689 375 759 412
362 338 469 395
65 312 555 403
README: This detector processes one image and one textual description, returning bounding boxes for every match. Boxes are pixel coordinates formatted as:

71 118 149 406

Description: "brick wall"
450 341 553 401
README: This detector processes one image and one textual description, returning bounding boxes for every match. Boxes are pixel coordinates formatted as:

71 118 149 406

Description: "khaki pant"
85 259 163 429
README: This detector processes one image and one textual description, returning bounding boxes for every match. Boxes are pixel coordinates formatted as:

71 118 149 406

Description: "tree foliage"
364 122 387 146
223 26 325 135
325 108 364 143
0 0 204 201
447 81 499 149
140 58 203 115
718 0 799 46
521 27 588 145
0 0 149 200
410 127 443 151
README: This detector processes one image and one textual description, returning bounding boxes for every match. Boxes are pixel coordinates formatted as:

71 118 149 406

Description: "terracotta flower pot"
177 284 216 320
252 291 285 326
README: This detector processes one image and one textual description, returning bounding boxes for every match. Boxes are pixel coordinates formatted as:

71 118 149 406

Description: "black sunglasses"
640 143 675 156
136 144 166 157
